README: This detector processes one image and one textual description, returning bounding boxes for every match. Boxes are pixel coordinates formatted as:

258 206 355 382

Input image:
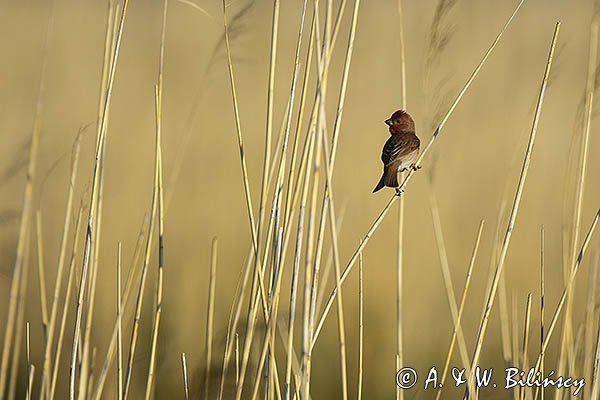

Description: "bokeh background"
0 0 599 398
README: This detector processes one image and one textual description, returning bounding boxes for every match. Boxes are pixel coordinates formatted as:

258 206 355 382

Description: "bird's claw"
395 187 404 196
411 164 422 171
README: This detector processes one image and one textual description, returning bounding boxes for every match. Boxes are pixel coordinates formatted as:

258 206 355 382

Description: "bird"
372 110 421 194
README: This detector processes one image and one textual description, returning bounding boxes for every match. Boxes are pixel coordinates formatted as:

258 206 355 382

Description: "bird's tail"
372 175 386 193
373 167 398 193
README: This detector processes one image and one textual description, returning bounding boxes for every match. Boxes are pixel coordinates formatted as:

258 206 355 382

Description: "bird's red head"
384 110 415 133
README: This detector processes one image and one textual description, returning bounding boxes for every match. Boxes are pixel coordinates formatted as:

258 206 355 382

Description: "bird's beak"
385 119 393 126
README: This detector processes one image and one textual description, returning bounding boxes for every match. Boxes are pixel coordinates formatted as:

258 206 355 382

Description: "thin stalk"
123 83 161 400
428 188 471 370
26 323 31 400
41 128 82 400
144 0 169 389
532 210 600 374
27 369 35 400
36 211 49 337
435 220 485 400
314 203 348 315
49 208 84 400
69 1 130 398
284 116 318 400
91 213 149 400
204 238 218 399
129 83 162 399
255 0 281 258
264 0 309 395
117 243 123 400
8 227 32 400
534 225 545 400
584 252 599 398
235 334 239 386
591 323 600 399
249 228 287 400
304 0 361 396
557 20 598 390
0 27 43 400
220 3 274 393
181 353 189 400
519 293 532 400
467 23 560 395
78 9 119 400
357 251 364 400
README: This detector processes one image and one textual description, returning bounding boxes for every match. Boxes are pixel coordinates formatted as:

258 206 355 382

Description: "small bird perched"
372 110 420 194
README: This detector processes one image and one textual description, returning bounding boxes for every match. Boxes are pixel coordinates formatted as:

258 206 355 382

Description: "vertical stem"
357 251 364 400
49 208 84 400
117 242 123 400
468 22 560 392
519 294 532 400
36 211 49 338
204 238 218 399
70 2 130 398
26 323 31 400
143 82 166 400
181 353 189 400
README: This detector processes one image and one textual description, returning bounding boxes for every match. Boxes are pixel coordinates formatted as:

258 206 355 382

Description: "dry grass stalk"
535 225 545 400
49 208 84 400
117 243 123 400
532 210 600 373
235 334 240 386
358 251 364 400
428 188 470 369
283 12 317 400
76 6 118 398
258 0 309 395
36 211 49 337
92 214 149 400
556 20 598 392
69 1 130 398
249 227 287 400
303 1 362 397
8 227 32 400
122 83 161 399
239 0 283 375
181 353 190 400
207 7 298 390
144 0 169 393
284 95 318 400
255 0 281 255
435 220 484 400
26 322 31 400
218 2 274 396
395 0 407 387
311 0 525 346
591 323 600 398
583 252 599 398
204 238 218 399
467 22 560 395
131 85 163 399
41 128 83 400
519 293 533 400
0 8 45 394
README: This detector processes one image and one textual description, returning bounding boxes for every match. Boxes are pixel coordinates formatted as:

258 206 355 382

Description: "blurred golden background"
0 0 599 399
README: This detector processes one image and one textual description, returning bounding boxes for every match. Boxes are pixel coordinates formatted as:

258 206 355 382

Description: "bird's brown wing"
381 132 420 166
